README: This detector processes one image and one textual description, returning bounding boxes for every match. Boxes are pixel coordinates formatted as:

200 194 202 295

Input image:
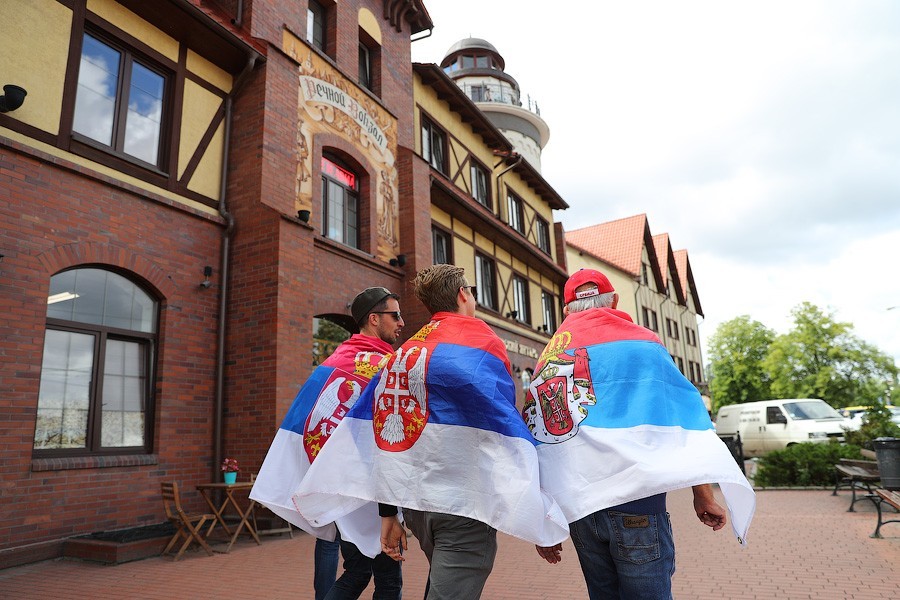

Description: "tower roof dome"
441 37 505 70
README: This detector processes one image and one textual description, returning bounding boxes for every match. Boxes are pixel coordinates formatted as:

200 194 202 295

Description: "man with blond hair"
296 264 568 600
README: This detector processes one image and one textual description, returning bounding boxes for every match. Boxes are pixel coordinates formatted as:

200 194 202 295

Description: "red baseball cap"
564 269 615 304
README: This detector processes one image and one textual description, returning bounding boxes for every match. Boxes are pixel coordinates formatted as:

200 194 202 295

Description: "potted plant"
221 457 240 484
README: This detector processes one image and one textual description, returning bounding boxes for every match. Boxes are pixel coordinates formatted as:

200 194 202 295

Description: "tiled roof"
565 214 648 276
674 249 703 317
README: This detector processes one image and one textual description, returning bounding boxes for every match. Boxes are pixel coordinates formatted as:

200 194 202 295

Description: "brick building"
0 0 431 567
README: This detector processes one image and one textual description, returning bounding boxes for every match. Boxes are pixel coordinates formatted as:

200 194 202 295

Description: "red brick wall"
0 0 422 563
0 140 223 555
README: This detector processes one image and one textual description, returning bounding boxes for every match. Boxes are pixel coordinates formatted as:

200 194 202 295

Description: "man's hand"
692 484 727 531
534 543 562 564
380 515 407 561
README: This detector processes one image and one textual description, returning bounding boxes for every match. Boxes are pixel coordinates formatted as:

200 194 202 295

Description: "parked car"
839 405 899 431
715 399 849 456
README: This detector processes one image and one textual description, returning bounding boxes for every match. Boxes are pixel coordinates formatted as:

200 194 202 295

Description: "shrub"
754 442 862 487
842 404 900 448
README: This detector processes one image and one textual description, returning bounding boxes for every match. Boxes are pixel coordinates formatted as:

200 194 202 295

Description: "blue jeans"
315 535 341 600
323 538 402 600
570 509 675 600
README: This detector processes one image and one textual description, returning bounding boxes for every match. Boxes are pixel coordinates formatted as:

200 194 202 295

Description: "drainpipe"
213 55 257 483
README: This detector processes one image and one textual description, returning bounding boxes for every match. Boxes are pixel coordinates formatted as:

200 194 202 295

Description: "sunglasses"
462 285 478 298
371 311 402 321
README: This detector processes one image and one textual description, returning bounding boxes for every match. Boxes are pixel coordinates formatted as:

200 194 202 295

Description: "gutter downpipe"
213 55 257 483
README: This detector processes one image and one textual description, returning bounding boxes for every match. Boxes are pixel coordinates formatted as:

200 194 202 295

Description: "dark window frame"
536 216 551 254
540 290 557 332
512 274 531 324
507 191 524 234
35 269 159 458
357 28 381 95
475 253 498 311
470 160 491 209
70 27 173 174
432 225 453 265
421 116 447 174
321 154 361 249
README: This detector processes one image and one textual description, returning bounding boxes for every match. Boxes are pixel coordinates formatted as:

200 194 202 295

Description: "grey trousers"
404 509 498 600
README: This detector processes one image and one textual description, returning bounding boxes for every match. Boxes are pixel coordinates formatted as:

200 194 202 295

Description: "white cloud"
413 0 900 364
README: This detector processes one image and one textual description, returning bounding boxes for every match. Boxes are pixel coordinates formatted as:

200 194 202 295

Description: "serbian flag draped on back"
249 334 392 555
295 312 570 554
524 307 755 545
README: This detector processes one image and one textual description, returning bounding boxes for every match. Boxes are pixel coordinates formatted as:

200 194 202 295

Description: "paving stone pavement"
0 486 897 599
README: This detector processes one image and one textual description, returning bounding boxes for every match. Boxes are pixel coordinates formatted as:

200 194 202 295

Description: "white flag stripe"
296 415 570 548
536 425 755 544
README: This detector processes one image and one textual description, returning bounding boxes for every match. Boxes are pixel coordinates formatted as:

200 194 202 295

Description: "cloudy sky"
411 0 900 365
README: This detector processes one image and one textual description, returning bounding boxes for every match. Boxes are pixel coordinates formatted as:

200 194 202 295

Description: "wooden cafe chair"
160 481 215 560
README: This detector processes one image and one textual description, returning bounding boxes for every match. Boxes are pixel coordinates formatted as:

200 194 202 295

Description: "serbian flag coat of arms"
524 307 756 545
249 334 392 555
295 312 570 554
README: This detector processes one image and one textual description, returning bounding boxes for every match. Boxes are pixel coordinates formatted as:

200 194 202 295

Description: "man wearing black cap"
251 287 404 600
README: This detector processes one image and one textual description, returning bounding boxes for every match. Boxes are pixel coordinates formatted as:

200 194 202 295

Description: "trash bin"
873 437 900 490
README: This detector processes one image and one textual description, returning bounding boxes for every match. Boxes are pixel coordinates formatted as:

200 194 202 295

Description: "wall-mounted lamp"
389 254 407 267
0 85 27 113
200 265 213 289
297 209 311 223
505 310 518 319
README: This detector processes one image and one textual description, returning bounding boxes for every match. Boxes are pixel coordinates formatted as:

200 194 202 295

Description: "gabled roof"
674 249 704 317
413 63 513 153
651 233 686 305
565 214 665 292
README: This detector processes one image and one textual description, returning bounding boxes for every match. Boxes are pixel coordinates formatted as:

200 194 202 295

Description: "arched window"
34 268 158 455
321 154 361 248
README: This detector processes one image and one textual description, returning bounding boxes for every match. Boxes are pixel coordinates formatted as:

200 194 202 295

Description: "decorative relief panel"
283 30 399 260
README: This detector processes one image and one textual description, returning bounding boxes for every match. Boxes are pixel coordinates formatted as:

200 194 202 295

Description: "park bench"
832 458 880 512
867 489 900 538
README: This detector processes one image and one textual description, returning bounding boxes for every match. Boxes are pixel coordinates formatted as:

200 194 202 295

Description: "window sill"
32 454 159 472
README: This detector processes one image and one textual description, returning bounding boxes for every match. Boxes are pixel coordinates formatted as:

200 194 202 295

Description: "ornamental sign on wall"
282 30 399 260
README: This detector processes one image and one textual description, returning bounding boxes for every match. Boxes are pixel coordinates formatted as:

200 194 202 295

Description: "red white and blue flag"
523 307 755 545
249 334 391 555
295 312 570 554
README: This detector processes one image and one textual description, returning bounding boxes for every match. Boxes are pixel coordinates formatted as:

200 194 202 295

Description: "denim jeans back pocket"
607 511 661 565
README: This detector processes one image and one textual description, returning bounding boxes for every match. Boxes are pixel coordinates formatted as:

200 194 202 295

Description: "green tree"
764 302 898 408
707 316 775 410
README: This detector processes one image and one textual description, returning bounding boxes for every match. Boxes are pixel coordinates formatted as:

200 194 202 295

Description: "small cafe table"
195 481 261 552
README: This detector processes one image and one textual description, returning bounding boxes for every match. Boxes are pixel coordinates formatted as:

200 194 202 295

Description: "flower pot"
223 471 237 484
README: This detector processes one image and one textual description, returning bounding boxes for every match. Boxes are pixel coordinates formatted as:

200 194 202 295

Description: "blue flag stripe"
280 366 335 433
582 340 713 430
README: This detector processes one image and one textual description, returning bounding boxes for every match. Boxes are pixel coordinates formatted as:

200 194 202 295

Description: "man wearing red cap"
527 269 755 599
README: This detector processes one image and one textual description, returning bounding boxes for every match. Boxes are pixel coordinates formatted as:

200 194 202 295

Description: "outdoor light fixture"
0 85 27 113
297 209 311 222
200 266 213 289
389 254 407 267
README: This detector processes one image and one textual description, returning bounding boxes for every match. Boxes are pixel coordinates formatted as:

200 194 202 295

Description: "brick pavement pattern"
1 487 897 599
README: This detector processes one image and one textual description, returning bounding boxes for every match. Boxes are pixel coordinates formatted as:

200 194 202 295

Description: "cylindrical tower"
440 38 550 172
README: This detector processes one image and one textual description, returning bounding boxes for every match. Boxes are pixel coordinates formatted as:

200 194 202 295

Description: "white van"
714 399 849 456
